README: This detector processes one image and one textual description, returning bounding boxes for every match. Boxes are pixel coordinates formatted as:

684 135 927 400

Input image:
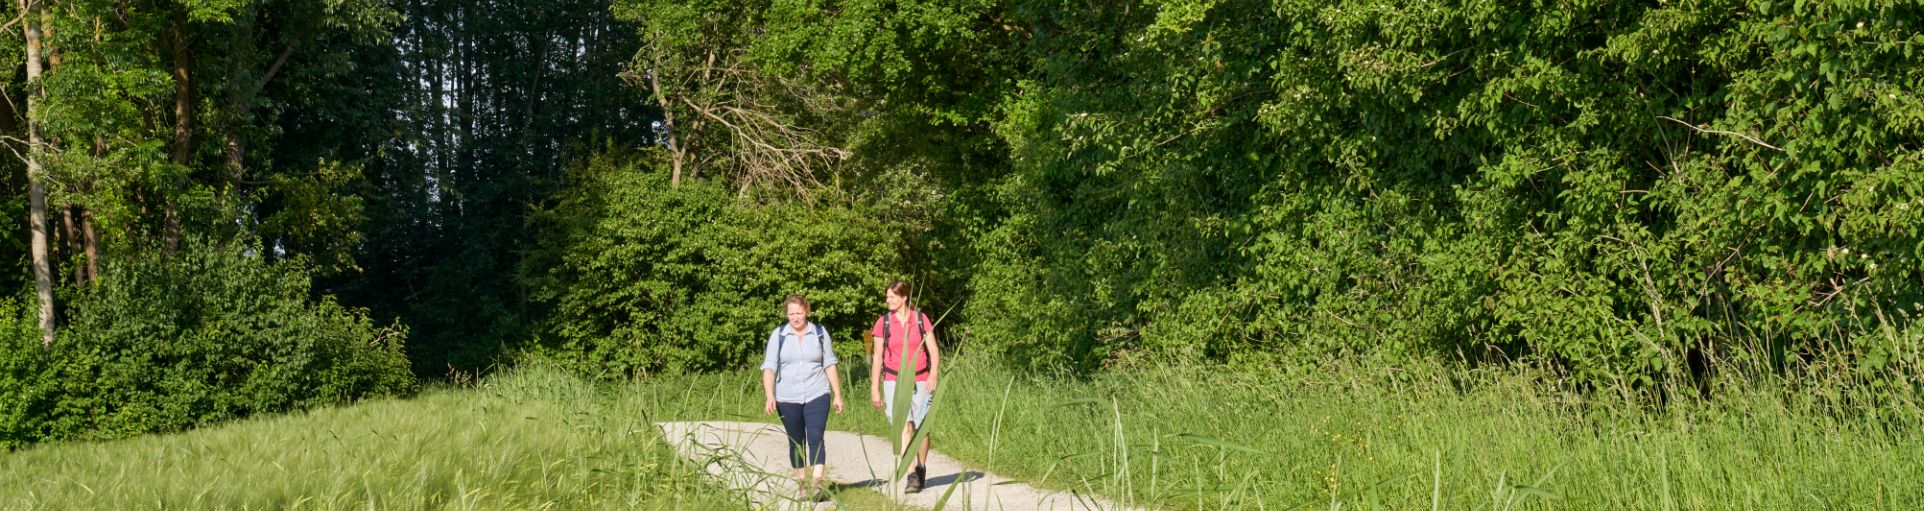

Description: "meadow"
0 366 732 510
910 357 1924 509
3 355 1920 510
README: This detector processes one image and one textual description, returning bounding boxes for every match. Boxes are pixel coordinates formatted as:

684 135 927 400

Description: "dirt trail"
657 421 1149 510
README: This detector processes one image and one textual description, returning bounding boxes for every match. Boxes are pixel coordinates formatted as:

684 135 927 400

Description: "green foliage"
0 298 53 449
7 0 1924 446
327 0 654 377
613 0 1020 358
0 187 23 295
256 160 368 274
609 0 1924 389
934 0 1924 387
0 239 411 446
31 0 182 241
14 0 398 255
523 154 904 376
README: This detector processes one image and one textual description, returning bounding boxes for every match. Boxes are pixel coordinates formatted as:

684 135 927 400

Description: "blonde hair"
783 294 810 312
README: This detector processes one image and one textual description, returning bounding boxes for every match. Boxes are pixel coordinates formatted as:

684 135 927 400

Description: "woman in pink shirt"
867 280 940 493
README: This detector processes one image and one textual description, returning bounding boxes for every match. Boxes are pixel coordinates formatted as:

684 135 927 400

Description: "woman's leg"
902 381 931 491
804 394 831 488
776 399 810 496
914 381 931 474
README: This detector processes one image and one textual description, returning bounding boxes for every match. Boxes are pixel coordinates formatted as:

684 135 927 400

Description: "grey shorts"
882 380 931 426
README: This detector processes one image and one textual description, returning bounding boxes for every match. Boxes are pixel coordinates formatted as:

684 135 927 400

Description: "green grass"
880 356 1924 509
0 365 737 510
4 355 1922 510
599 355 1924 509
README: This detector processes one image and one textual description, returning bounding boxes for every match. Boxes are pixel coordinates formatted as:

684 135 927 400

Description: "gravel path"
657 421 1148 510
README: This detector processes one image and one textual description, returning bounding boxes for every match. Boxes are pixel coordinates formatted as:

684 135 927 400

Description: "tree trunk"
20 0 55 346
220 14 296 193
81 137 105 285
62 206 79 284
40 5 59 68
224 132 245 187
58 204 95 285
239 48 294 177
82 208 98 284
165 13 191 250
647 41 685 187
457 3 475 203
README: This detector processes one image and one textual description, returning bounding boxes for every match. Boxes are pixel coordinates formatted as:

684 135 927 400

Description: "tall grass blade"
1430 451 1442 511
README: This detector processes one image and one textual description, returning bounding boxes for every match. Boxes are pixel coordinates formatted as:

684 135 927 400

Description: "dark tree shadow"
923 470 984 489
827 479 886 491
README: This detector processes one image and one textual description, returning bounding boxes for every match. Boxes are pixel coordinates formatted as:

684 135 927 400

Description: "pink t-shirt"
871 311 932 382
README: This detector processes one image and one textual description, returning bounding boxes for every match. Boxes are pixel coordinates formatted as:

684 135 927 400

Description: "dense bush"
523 154 904 377
946 1 1924 387
594 0 1924 390
0 240 413 447
0 298 51 448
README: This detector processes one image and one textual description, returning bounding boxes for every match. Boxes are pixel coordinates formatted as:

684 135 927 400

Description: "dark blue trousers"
776 393 830 468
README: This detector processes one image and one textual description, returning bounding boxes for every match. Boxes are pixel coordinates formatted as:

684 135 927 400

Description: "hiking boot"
812 479 832 502
905 465 926 494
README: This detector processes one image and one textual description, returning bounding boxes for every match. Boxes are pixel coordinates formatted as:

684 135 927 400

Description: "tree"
328 0 655 376
14 0 53 346
617 0 856 193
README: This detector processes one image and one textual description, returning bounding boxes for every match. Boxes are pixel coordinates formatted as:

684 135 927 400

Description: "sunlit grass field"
3 354 1922 509
0 366 736 510
911 357 1924 509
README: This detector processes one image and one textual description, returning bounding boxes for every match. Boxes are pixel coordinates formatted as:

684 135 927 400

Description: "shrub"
0 239 412 446
0 298 54 449
523 154 904 377
956 1 1924 389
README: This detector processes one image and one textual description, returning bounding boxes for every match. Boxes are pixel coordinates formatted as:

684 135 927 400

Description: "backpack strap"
913 312 930 375
775 323 832 385
879 312 932 377
880 314 894 375
773 325 787 382
814 323 827 365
